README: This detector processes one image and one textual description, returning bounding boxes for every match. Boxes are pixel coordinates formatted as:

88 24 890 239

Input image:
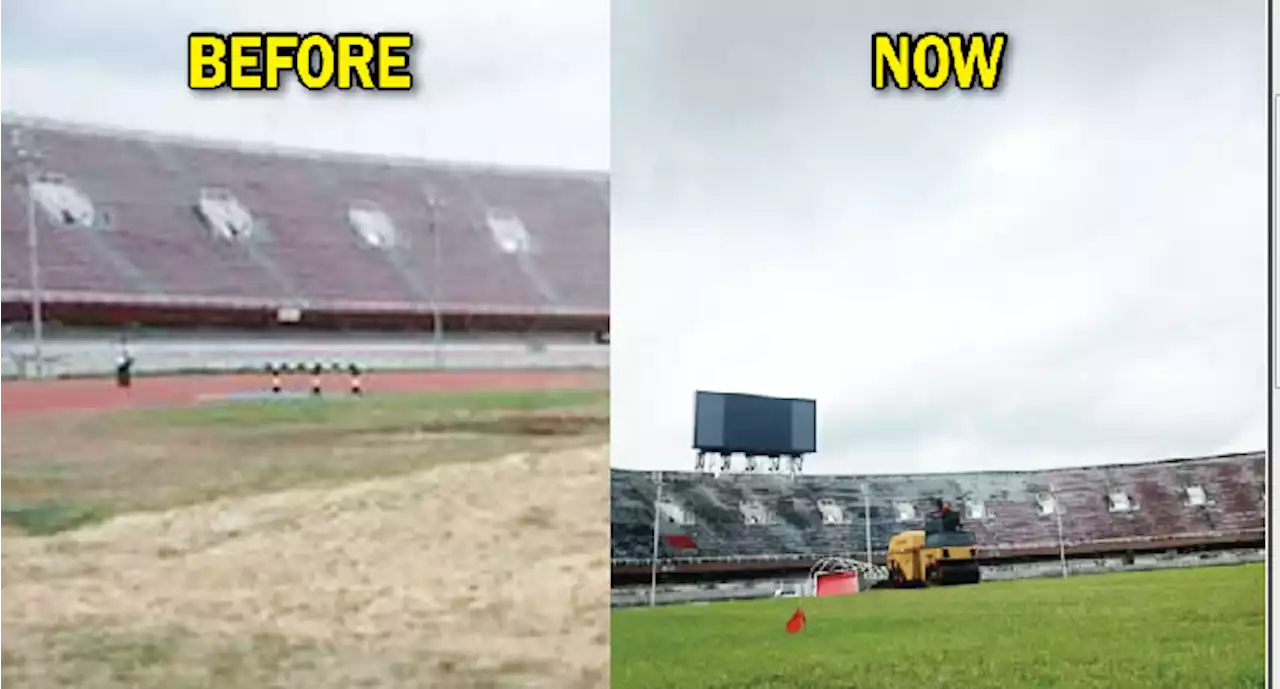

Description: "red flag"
785 607 806 634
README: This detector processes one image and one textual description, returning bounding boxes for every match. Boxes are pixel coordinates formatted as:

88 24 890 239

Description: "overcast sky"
612 0 1268 474
1 0 609 170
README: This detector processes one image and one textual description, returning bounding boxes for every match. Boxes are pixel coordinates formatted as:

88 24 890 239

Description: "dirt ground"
2 375 611 689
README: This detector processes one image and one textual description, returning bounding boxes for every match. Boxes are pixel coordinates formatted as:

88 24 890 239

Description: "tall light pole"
649 471 663 607
1049 481 1068 578
13 130 45 379
423 187 444 369
862 482 873 564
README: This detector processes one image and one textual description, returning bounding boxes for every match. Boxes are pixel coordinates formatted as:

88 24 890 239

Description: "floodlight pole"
26 170 45 379
15 134 46 380
424 190 444 369
649 471 663 607
862 482 873 564
1050 481 1068 578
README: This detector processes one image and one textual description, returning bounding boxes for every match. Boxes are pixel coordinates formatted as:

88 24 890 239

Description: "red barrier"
814 571 859 597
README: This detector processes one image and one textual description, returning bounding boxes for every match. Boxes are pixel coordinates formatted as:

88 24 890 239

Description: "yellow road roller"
885 500 982 587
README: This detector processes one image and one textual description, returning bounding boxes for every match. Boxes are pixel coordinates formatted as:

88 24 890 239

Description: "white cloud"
1 0 609 169
611 0 1266 473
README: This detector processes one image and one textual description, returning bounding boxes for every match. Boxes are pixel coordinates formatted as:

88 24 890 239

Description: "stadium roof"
1 112 611 183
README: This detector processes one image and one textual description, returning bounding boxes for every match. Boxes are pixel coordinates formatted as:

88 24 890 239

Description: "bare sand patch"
3 444 610 688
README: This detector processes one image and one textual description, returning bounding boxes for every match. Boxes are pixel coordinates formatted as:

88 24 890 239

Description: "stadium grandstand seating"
611 451 1266 566
1 117 608 325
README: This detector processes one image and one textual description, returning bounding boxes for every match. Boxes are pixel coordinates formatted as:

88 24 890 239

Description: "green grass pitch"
611 563 1264 689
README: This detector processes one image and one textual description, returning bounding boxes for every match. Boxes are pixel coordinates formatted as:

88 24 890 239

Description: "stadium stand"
1 116 608 374
611 451 1266 570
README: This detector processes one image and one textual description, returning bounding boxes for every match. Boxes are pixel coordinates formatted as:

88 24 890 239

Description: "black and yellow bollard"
348 363 363 396
310 363 323 396
267 364 282 394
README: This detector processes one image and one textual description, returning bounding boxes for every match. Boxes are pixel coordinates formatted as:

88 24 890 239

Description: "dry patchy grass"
2 390 610 688
3 389 607 526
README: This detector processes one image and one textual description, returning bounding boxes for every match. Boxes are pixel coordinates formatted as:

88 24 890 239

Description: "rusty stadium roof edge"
614 449 1266 479
0 111 610 182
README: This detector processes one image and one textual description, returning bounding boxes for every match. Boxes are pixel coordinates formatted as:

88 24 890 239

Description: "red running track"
2 370 606 416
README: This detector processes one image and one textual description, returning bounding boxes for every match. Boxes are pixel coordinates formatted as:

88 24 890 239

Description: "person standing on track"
115 354 134 389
